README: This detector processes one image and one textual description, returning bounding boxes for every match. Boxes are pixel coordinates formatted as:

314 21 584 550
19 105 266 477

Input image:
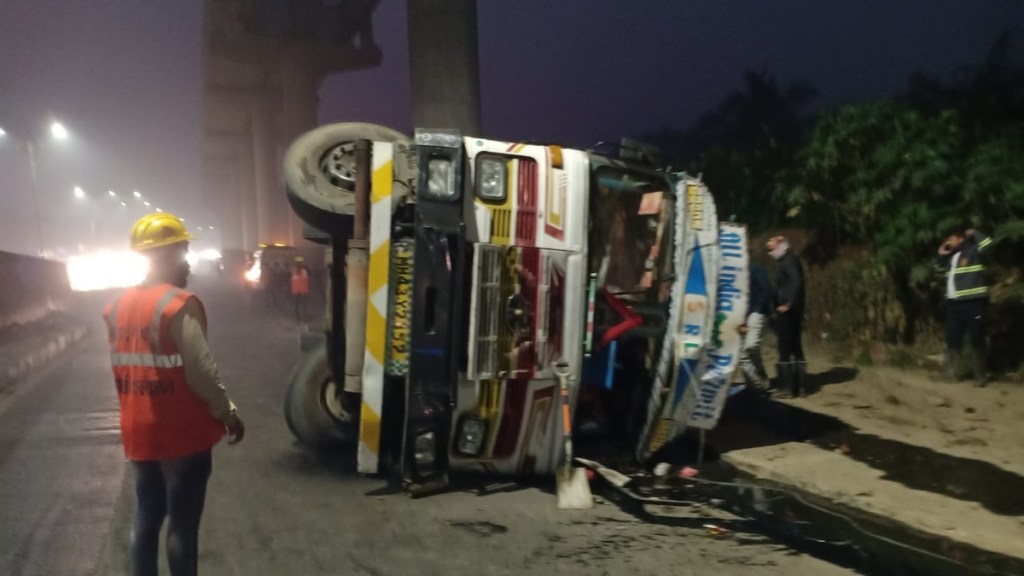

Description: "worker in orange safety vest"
291 255 311 323
104 212 244 576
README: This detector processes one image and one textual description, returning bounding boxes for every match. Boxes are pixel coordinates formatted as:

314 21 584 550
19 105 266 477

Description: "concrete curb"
0 317 89 393
723 445 1024 573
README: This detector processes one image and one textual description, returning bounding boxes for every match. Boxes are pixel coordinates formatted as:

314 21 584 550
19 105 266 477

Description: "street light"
133 190 141 199
108 190 116 197
73 186 99 245
2 118 73 255
120 201 127 207
0 127 6 137
50 122 69 141
143 201 151 207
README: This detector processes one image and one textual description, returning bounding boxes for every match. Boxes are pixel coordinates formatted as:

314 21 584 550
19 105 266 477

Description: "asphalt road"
0 273 857 576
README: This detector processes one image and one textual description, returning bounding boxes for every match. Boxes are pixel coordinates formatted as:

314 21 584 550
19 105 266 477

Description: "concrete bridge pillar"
407 0 481 134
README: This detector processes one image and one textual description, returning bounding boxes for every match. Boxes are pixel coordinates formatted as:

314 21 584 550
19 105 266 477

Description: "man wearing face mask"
937 228 992 386
104 212 245 576
766 235 806 397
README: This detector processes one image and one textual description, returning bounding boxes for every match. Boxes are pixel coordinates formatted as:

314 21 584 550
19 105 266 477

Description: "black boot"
773 362 794 399
945 349 960 382
973 350 990 387
794 361 807 397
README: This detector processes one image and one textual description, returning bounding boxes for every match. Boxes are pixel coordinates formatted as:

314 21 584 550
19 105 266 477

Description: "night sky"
1 0 1021 255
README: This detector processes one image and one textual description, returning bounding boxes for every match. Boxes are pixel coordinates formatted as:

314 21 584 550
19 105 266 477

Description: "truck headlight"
427 158 454 199
414 431 436 467
476 156 506 201
455 417 488 457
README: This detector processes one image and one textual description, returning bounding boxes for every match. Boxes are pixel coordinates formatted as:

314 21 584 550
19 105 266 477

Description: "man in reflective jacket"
291 255 311 322
937 228 993 386
104 212 245 576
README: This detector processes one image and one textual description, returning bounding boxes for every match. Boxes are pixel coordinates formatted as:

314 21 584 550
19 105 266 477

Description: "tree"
779 100 964 341
641 69 817 231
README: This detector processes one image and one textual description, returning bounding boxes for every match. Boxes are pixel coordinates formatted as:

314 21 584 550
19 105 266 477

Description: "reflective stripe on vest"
110 352 184 368
149 287 184 350
953 286 988 298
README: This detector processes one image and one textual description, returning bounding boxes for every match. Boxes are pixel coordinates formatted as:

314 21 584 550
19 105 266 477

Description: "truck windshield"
589 167 673 300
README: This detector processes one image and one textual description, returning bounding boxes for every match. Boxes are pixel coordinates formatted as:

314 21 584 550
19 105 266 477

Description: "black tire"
283 122 413 234
284 342 357 448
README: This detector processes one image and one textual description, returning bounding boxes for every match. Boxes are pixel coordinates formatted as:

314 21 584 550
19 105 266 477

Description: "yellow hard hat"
130 212 192 251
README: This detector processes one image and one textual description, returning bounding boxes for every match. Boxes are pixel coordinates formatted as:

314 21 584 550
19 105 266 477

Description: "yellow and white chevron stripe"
358 142 394 474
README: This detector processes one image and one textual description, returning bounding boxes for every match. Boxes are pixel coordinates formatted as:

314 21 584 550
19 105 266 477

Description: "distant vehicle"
187 248 224 276
243 241 296 305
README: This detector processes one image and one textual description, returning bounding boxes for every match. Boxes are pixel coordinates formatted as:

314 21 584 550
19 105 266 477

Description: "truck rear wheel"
284 343 357 448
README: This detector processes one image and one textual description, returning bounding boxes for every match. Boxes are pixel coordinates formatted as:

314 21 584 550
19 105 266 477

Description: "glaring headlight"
244 266 261 284
427 158 454 198
477 157 506 201
67 250 149 292
456 417 487 456
414 431 436 467
200 248 222 261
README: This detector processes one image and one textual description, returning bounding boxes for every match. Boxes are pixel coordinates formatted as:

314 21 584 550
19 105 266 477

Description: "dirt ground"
780 340 1024 478
722 333 1024 563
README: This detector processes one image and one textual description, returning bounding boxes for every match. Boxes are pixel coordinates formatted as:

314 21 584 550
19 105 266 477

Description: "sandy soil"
786 345 1024 478
721 334 1024 563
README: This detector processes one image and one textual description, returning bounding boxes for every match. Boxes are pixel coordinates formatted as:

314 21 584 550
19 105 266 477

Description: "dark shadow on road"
808 366 860 391
273 443 359 478
445 472 548 498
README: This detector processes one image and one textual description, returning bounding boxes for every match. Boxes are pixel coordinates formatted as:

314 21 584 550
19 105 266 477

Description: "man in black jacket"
767 235 806 397
937 228 992 386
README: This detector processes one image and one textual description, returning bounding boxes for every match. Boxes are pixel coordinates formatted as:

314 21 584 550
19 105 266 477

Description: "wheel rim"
319 141 358 191
320 377 350 425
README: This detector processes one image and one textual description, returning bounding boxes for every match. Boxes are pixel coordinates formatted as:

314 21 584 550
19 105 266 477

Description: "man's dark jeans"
776 309 805 362
946 297 987 353
130 450 212 576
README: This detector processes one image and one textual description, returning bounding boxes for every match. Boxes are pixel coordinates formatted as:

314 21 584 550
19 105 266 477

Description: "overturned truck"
282 123 749 495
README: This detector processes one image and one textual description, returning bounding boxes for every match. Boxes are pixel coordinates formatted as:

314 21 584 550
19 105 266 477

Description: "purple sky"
1 0 1021 255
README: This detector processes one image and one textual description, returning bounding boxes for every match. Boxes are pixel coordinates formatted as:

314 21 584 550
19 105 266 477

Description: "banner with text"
686 222 748 430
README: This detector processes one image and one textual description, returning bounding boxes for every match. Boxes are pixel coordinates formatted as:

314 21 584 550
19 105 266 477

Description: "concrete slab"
724 441 1024 561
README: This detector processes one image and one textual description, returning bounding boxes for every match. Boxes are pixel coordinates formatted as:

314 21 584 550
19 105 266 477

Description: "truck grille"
515 158 538 245
472 244 504 379
490 208 511 244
